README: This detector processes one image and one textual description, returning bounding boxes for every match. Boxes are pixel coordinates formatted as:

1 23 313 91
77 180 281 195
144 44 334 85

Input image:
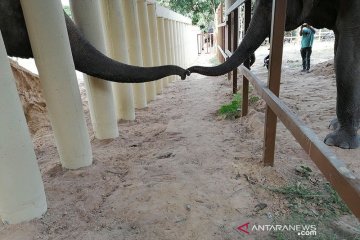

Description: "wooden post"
226 14 231 81
242 0 251 116
263 0 287 166
222 12 226 64
231 9 238 94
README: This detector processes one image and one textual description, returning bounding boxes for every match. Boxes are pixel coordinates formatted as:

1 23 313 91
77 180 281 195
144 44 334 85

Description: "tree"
158 0 222 31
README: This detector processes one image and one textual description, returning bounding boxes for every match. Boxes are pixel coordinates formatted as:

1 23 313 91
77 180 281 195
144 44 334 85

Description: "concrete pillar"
70 0 119 140
180 23 186 67
101 0 135 121
20 0 92 169
174 21 181 69
137 0 156 103
173 21 179 70
147 3 163 95
177 22 183 67
185 24 191 67
121 0 147 109
157 18 170 88
170 20 178 82
0 32 47 224
164 19 175 83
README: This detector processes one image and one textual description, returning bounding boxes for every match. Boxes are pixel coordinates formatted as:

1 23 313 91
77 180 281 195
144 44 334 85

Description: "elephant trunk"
188 1 272 76
65 15 188 83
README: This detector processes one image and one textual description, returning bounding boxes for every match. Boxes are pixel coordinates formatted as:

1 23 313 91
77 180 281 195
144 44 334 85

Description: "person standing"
300 23 316 72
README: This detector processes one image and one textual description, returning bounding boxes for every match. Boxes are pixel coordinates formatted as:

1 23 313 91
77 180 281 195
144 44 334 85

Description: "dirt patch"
10 60 50 137
1 42 359 239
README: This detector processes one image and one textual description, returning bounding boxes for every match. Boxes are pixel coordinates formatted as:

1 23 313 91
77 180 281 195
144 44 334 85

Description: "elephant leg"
334 30 339 57
324 23 360 149
327 32 340 131
328 117 360 131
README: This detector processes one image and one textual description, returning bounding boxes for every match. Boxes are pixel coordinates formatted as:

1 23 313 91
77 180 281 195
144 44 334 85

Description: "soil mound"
10 59 50 136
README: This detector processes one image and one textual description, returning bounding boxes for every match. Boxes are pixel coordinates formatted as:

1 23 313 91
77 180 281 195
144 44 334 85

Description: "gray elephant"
0 0 189 82
188 0 360 149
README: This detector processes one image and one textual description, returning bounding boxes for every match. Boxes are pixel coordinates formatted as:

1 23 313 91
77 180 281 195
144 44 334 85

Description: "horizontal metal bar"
226 0 246 16
239 66 360 220
217 46 228 59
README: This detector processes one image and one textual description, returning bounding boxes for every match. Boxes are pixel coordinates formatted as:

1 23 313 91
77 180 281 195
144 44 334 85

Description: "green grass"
218 93 261 119
249 95 260 105
218 93 242 119
266 181 357 240
268 182 349 218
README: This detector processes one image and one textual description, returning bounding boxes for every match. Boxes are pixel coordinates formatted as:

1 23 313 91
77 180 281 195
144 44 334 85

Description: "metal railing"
197 33 215 54
216 0 360 220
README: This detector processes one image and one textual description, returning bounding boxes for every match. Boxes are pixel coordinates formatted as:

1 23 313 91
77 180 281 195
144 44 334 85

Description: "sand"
1 41 359 239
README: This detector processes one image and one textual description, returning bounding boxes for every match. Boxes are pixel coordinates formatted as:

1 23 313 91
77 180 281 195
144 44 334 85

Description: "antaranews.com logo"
237 222 317 236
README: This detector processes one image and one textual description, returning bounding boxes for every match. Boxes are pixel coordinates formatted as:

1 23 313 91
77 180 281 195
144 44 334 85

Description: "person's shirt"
301 27 315 48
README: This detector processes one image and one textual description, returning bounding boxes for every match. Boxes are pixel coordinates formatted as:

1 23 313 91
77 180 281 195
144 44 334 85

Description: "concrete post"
121 0 147 109
170 20 178 82
147 3 163 95
101 0 135 121
137 0 156 103
180 23 186 67
185 24 190 67
174 21 181 69
157 18 170 88
177 22 183 67
164 19 175 83
20 0 92 169
70 0 119 140
0 32 47 224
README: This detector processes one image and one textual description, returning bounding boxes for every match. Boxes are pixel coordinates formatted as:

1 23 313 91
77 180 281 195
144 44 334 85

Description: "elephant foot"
324 129 360 149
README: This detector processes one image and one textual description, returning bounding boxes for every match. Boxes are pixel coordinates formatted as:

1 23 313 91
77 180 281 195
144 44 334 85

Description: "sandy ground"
1 41 359 239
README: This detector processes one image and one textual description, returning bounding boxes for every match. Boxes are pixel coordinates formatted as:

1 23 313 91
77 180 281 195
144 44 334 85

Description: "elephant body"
0 0 188 82
189 0 360 149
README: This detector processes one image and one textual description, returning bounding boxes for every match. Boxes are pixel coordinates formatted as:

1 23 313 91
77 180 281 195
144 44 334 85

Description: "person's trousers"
300 47 312 70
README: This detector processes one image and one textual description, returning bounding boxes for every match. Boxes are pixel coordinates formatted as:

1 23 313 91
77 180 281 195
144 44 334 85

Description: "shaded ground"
1 41 359 239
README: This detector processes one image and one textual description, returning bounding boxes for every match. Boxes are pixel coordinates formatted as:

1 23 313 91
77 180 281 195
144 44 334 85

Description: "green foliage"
267 181 356 240
157 0 221 30
218 93 242 119
269 182 349 218
63 5 72 18
249 95 260 104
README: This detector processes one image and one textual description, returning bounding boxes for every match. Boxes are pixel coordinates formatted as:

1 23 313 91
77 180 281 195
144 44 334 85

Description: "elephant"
188 0 360 149
0 0 189 82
